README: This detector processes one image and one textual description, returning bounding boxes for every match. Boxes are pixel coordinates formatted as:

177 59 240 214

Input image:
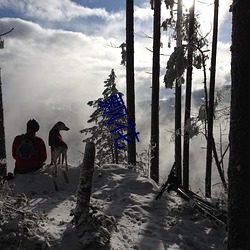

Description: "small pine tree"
80 69 127 166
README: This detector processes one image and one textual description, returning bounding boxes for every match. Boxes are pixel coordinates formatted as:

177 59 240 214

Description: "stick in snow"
74 142 95 227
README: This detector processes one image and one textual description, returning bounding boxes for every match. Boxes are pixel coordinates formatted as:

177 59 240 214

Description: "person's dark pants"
14 165 43 175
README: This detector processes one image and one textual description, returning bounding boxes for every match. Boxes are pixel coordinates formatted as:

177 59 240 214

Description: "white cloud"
3 23 133 131
0 0 232 178
0 17 127 169
134 4 153 21
0 0 109 21
195 0 232 38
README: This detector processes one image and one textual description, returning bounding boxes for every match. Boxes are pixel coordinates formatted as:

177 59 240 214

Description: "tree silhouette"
80 69 127 166
150 0 161 184
0 69 6 177
0 27 14 177
126 0 136 165
183 0 195 190
228 0 250 248
205 0 219 197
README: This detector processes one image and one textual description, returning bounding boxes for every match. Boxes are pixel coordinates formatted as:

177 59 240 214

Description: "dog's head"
53 121 69 131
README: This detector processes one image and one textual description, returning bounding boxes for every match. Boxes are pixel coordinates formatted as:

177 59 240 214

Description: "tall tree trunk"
150 0 161 184
228 0 250 248
183 0 195 190
126 0 136 165
205 0 219 197
111 132 119 164
0 69 7 177
0 30 13 177
175 0 183 183
114 142 118 164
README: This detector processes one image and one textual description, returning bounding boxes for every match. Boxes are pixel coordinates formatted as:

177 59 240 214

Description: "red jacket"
48 128 68 149
12 131 47 171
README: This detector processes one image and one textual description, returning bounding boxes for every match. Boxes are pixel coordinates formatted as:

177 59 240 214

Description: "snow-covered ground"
1 164 227 250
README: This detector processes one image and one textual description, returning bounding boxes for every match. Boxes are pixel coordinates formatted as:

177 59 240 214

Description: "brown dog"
48 121 69 176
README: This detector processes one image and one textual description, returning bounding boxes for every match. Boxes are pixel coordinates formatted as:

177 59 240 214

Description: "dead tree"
205 0 219 198
74 142 96 225
0 28 14 177
74 142 116 248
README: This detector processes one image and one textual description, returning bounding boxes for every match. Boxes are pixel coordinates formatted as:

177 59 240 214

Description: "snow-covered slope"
1 164 227 250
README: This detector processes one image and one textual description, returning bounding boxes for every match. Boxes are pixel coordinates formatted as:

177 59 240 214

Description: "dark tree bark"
205 0 219 197
150 0 161 184
74 142 95 227
74 142 116 248
183 0 195 190
0 69 7 177
175 0 183 183
114 142 118 164
0 29 13 177
126 0 136 165
228 0 250 249
175 85 182 182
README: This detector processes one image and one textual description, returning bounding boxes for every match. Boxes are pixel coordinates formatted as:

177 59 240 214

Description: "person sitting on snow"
12 119 47 174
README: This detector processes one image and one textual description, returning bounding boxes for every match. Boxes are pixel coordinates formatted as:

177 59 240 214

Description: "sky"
0 0 232 188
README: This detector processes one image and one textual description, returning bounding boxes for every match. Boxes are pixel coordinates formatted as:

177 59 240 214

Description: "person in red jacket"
12 119 47 174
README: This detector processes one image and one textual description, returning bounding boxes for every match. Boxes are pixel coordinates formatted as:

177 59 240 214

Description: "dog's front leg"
52 150 60 177
65 153 68 171
61 153 65 166
50 147 54 165
53 156 58 176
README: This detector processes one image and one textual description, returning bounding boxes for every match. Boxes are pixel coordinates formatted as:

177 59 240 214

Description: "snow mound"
1 164 227 250
9 165 80 196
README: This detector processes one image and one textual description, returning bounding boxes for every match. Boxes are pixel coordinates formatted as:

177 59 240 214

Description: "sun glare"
183 0 194 9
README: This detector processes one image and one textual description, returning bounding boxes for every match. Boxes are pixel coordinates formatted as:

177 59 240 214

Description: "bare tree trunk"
205 0 219 197
175 0 183 183
211 137 227 191
74 142 116 248
0 30 13 178
183 0 195 190
111 132 118 164
150 0 161 184
228 0 250 248
74 142 95 227
0 69 7 177
114 142 118 164
126 0 136 166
